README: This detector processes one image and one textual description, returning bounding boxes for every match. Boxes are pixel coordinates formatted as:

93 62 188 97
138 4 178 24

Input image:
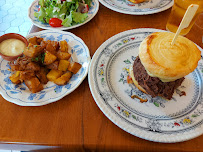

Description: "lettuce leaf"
45 6 54 17
58 3 68 19
34 7 46 23
72 11 88 23
61 14 72 27
39 0 45 7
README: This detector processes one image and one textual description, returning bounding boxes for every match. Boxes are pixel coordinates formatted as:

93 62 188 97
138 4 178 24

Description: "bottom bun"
129 66 147 94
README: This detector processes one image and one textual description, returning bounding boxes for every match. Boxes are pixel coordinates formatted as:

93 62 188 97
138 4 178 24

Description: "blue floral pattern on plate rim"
99 0 173 15
28 0 99 30
88 28 203 143
0 30 90 106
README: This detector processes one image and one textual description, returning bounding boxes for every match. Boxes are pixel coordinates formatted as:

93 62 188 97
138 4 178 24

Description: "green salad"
34 0 91 27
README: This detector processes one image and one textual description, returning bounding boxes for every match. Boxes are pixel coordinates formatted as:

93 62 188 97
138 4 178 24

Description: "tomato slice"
38 7 40 12
49 18 63 27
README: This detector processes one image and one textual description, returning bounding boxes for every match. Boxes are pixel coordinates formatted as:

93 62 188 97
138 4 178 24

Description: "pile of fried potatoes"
9 37 82 93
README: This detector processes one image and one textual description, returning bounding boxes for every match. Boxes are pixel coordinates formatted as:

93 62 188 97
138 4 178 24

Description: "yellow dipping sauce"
0 39 25 56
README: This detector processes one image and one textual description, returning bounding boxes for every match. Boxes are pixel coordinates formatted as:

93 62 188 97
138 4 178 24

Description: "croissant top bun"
139 32 201 82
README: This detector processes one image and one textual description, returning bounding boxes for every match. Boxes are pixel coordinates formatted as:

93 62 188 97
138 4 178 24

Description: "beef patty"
133 57 185 100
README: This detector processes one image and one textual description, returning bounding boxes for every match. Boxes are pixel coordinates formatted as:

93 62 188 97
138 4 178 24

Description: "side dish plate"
28 0 99 30
88 28 203 142
99 0 173 15
0 30 91 106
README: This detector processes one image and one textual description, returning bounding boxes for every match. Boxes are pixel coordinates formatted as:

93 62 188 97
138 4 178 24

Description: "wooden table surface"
0 3 203 152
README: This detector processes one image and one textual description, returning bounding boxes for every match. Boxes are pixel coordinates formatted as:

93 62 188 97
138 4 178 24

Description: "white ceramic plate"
88 28 203 143
99 0 173 15
0 30 90 106
28 0 99 30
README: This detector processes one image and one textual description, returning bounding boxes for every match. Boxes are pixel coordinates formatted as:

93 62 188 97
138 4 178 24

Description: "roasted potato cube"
36 68 49 84
40 40 48 49
45 43 57 55
28 37 38 45
58 60 70 71
20 70 35 81
9 71 22 84
50 40 59 51
29 37 43 45
24 77 43 93
59 40 68 52
46 61 59 70
56 51 71 60
23 43 43 58
54 72 72 85
25 62 40 71
47 69 63 82
68 62 82 74
36 37 43 44
10 64 21 71
44 51 57 65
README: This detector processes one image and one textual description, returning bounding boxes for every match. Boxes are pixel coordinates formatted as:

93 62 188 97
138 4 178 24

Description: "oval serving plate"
0 30 91 106
99 0 173 15
28 0 99 30
88 28 203 142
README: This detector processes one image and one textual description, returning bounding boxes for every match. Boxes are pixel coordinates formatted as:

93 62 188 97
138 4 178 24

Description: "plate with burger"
99 0 173 15
88 28 203 142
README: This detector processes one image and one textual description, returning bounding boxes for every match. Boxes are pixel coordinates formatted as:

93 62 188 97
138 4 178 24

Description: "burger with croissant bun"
129 32 201 100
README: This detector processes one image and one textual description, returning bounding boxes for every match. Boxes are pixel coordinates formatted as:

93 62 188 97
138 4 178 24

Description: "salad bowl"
28 0 99 30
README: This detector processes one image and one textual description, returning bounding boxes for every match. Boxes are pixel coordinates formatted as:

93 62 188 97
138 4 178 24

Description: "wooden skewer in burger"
129 5 201 100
